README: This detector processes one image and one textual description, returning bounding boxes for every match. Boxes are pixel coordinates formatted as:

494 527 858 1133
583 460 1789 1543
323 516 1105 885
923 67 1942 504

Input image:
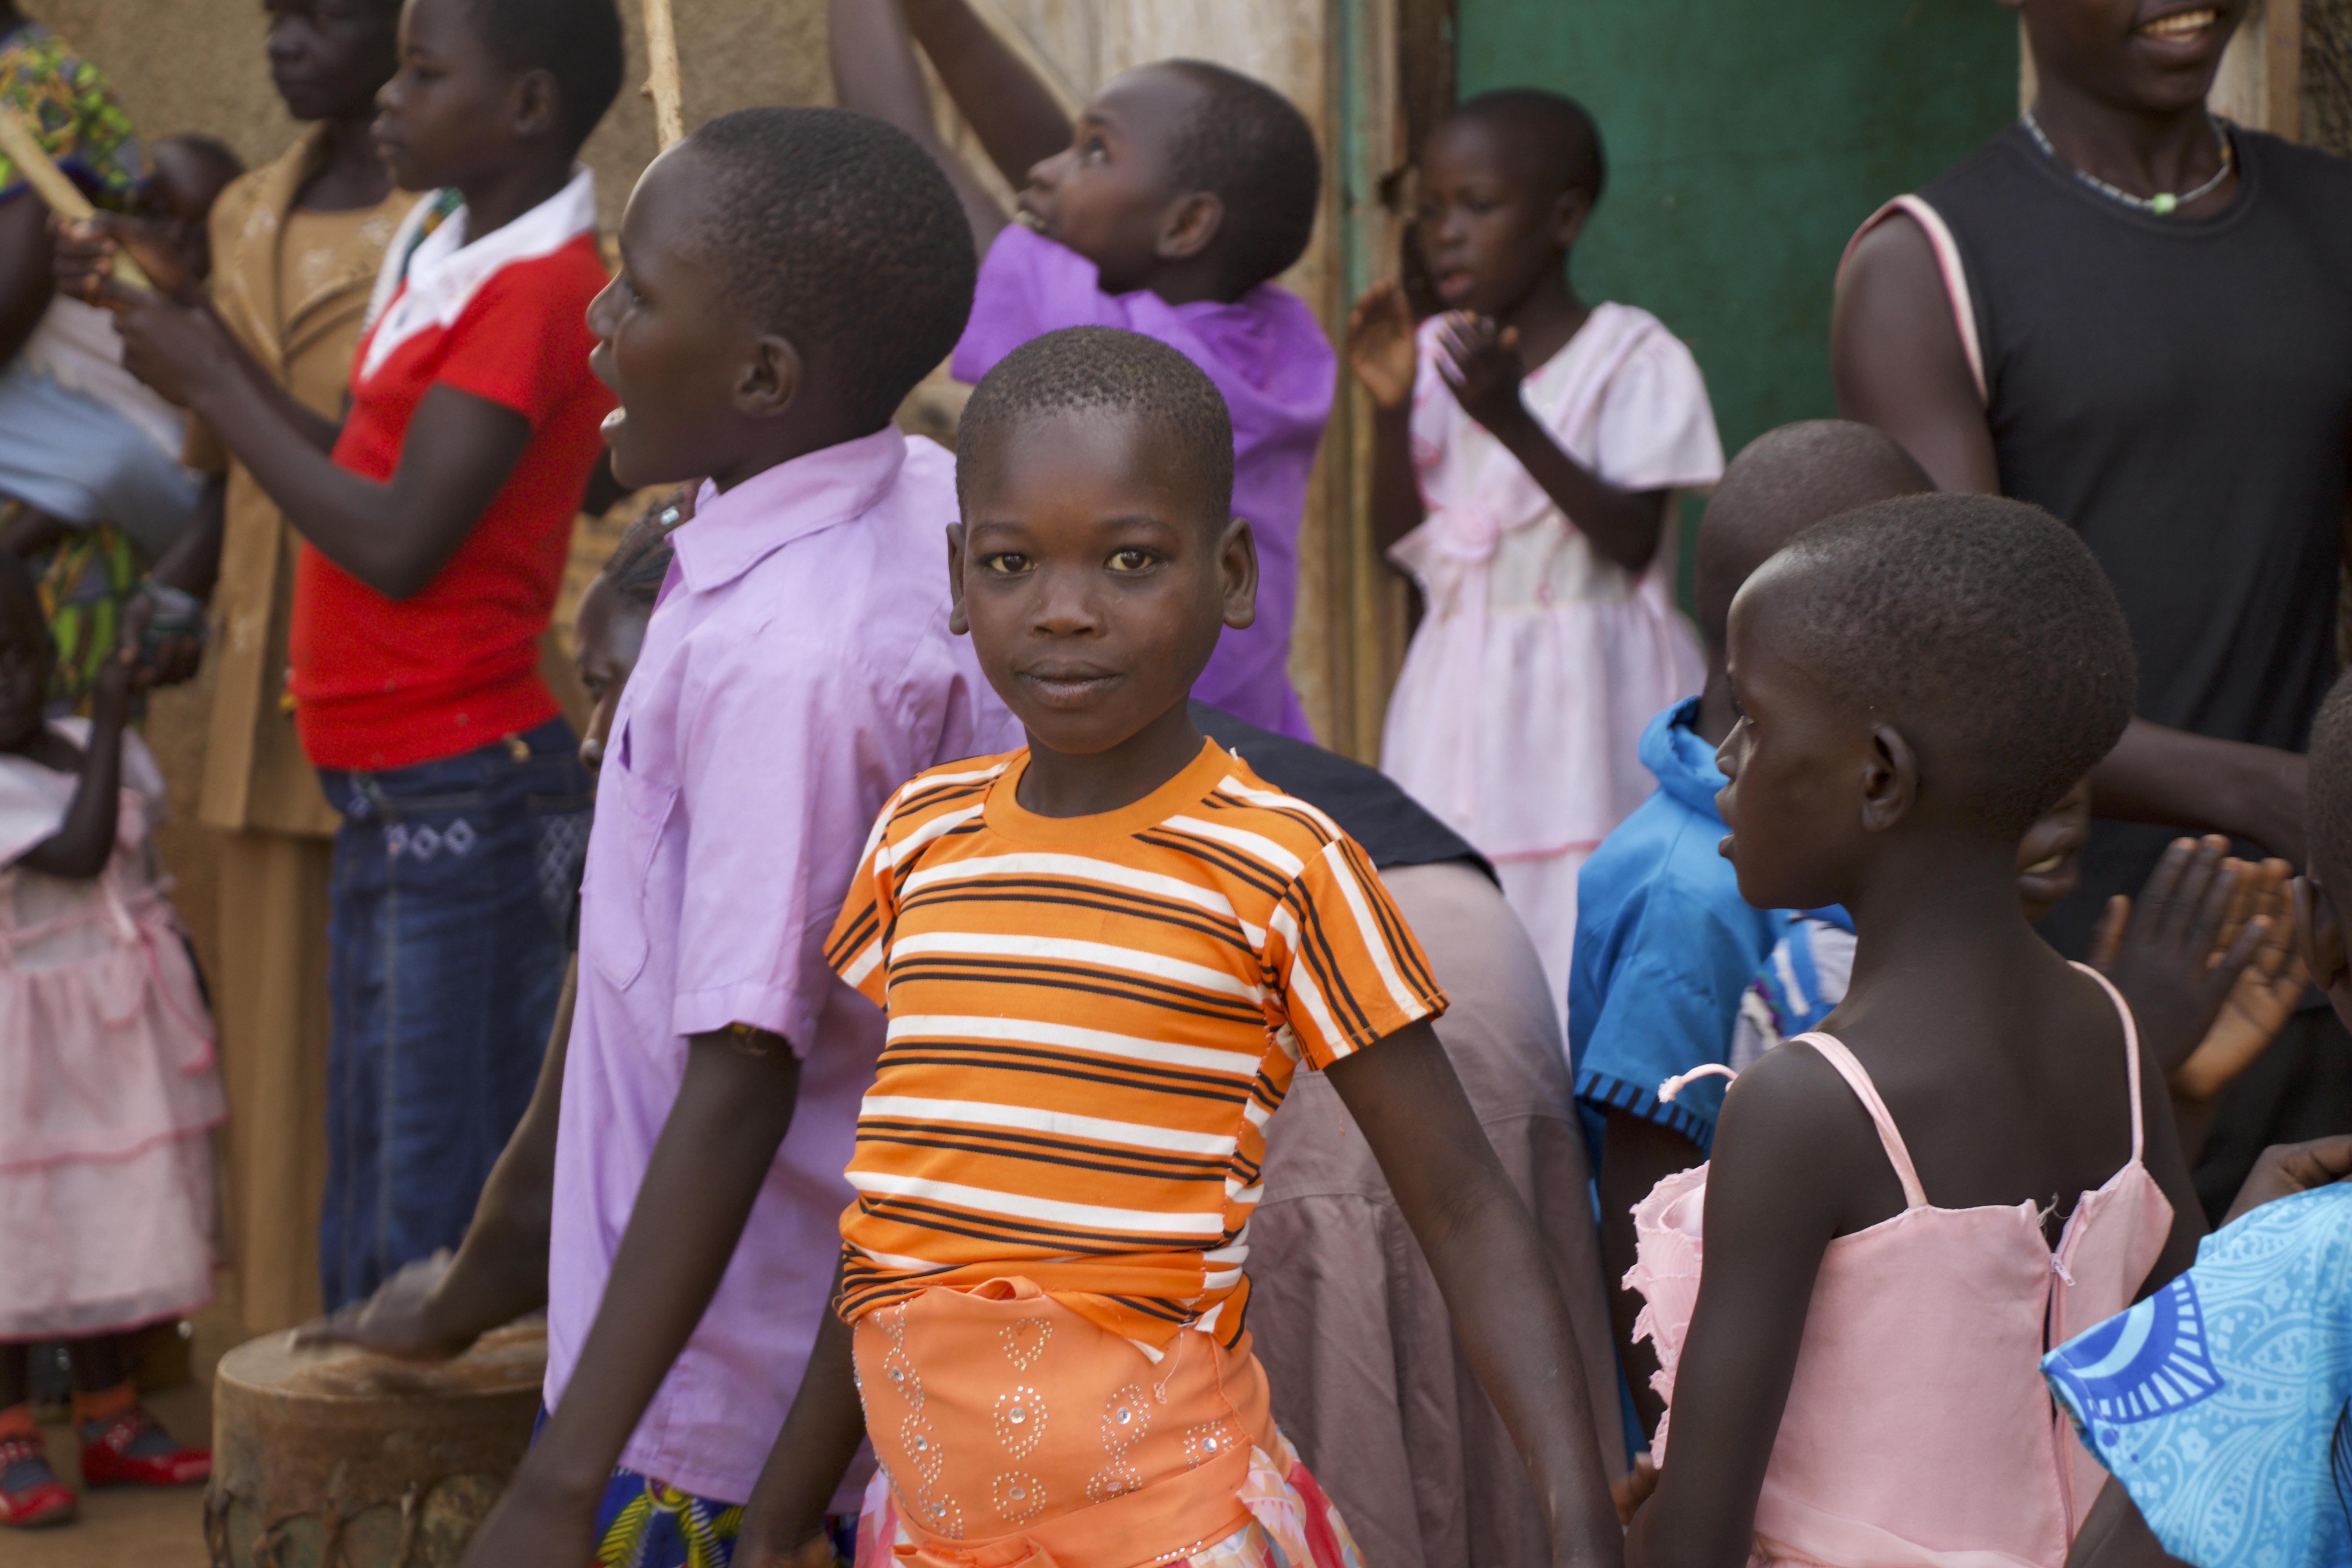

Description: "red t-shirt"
289 234 614 770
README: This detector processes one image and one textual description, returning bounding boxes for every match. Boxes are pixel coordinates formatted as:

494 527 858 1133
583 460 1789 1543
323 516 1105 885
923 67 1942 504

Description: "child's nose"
1026 149 1071 190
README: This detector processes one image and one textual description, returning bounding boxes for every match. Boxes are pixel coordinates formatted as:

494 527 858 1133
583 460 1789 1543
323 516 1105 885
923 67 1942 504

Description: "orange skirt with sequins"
849 1279 1361 1568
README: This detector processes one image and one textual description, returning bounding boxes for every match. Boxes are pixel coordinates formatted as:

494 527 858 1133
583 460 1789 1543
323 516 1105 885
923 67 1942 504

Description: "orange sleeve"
1267 833 1448 1068
824 793 904 1009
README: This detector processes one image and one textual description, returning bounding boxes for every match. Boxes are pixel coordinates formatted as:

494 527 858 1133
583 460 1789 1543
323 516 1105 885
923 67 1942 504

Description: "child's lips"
1434 269 1474 305
1019 665 1121 704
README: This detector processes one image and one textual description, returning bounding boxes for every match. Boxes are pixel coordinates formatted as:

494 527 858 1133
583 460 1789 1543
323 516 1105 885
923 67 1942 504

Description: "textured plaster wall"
37 0 831 229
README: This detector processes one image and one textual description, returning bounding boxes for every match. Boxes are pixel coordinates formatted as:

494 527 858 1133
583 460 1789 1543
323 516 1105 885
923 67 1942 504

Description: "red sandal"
76 1407 209 1488
0 1434 77 1528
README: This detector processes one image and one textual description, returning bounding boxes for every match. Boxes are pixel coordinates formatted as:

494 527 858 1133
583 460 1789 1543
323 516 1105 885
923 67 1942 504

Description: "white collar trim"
358 164 597 383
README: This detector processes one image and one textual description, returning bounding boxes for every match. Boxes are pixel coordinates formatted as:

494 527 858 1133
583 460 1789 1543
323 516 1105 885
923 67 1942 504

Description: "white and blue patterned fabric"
2043 1183 2352 1568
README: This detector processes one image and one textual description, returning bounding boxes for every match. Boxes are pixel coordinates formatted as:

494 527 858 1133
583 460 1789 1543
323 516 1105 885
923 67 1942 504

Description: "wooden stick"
641 0 686 151
0 108 150 290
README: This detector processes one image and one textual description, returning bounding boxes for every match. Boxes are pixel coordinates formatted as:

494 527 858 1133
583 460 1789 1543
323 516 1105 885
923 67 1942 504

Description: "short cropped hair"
466 0 624 152
602 508 681 610
2308 672 2352 891
1695 421 1932 656
153 134 245 190
956 326 1234 524
1445 87 1606 205
1160 62 1321 296
681 108 975 430
1765 493 2135 837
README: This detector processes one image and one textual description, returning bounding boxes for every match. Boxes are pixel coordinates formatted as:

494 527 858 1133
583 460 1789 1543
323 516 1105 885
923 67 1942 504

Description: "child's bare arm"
1622 1047 1857 1568
1829 212 1999 494
15 621 151 880
89 289 528 601
1326 1020 1622 1568
828 0 1011 252
457 1029 804 1568
902 0 1070 189
1435 312 1672 575
299 957 577 1359
1597 1109 1702 1442
735 1265 867 1568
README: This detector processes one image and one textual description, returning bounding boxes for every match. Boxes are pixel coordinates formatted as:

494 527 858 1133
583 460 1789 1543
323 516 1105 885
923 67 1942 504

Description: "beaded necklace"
2021 110 2234 216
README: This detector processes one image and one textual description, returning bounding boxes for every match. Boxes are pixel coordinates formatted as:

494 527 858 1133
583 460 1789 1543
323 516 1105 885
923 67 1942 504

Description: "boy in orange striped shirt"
736 326 1621 1568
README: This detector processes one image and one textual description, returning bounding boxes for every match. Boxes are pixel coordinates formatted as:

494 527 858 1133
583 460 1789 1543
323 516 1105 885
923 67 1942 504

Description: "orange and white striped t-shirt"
826 738 1447 1352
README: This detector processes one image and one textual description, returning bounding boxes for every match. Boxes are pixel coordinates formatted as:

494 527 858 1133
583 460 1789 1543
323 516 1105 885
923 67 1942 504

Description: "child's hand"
2173 857 2303 1103
1346 279 1418 410
2223 1134 2352 1223
1613 1453 1659 1526
2091 836 2269 1077
54 213 203 310
90 598 158 719
293 1249 475 1360
1434 310 1529 434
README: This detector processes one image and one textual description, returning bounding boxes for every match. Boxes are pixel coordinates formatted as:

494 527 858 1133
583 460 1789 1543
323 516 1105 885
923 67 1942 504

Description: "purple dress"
953 226 1336 740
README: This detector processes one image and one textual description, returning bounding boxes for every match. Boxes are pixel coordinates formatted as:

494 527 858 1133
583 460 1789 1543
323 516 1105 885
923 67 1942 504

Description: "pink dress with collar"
1627 964 2173 1566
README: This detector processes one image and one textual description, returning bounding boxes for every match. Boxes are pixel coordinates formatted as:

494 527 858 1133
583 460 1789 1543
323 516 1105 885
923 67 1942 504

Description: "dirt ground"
10 1376 213 1568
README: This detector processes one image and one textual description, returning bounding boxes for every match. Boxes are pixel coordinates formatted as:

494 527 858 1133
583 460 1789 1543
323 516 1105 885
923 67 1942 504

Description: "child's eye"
1106 548 1154 573
1083 137 1109 163
983 553 1031 575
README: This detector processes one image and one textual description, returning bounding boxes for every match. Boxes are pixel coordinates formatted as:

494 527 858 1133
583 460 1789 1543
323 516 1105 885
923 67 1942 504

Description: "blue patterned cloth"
2043 1183 2352 1568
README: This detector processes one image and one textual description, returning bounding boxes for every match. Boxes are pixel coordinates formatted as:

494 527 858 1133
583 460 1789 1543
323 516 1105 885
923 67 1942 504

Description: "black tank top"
1923 124 2352 953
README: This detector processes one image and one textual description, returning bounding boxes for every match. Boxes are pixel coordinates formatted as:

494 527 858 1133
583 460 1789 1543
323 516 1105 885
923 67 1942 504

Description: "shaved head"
1695 420 1932 656
1440 88 1605 205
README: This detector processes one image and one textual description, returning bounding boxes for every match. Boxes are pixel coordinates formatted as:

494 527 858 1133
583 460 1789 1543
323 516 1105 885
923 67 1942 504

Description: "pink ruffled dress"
0 722 222 1341
1379 304 1722 1007
1626 965 2172 1566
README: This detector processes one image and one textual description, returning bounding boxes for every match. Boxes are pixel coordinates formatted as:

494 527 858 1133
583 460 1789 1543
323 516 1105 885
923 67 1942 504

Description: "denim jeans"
316 717 593 1308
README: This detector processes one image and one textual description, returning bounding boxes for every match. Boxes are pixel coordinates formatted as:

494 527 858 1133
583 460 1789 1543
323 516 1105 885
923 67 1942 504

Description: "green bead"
2151 192 2178 215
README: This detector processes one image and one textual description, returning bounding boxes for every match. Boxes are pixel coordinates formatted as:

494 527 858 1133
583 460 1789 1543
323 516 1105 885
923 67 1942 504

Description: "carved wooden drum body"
205 1320 543 1567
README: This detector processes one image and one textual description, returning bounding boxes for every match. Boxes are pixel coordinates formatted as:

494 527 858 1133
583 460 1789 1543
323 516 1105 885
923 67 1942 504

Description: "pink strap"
1791 1033 1929 1210
1840 195 1987 407
2069 962 2145 1162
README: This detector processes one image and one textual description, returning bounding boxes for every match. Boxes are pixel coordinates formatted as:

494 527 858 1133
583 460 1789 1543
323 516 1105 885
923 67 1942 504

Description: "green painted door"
1454 0 2016 581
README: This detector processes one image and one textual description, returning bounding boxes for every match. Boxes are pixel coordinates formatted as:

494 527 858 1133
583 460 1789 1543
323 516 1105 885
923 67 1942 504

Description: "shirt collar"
673 425 913 595
358 163 597 381
1639 696 1730 822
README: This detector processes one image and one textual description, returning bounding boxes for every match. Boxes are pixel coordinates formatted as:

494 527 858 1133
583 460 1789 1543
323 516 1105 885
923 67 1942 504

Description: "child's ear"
2296 874 2348 995
734 334 803 419
1217 516 1258 632
510 67 561 145
1157 192 1225 265
1551 187 1593 252
945 522 970 636
1859 722 1916 835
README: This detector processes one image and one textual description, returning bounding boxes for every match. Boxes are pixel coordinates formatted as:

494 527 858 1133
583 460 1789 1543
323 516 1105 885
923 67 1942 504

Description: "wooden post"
642 0 686 151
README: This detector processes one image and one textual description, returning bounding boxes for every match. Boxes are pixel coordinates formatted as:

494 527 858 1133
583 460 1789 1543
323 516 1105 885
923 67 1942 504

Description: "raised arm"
1327 1021 1622 1568
458 1027 805 1568
902 0 1071 187
1433 312 1670 575
828 0 1011 252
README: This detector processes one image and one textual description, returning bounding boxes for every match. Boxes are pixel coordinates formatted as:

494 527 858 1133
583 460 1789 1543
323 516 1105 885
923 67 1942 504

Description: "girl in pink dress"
1350 89 1722 1004
1619 495 2215 1568
0 558 218 1528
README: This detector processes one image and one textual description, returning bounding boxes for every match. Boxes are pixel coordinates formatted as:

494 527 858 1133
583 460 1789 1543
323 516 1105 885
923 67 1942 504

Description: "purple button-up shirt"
953 225 1336 740
546 428 1016 1502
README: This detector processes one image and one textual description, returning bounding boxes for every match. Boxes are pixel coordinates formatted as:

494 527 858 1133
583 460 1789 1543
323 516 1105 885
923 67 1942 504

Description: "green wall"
1454 0 2017 583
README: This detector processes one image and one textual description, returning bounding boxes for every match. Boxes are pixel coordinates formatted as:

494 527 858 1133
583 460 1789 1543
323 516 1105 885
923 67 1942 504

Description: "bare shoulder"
1831 211 1951 338
1711 1038 1911 1235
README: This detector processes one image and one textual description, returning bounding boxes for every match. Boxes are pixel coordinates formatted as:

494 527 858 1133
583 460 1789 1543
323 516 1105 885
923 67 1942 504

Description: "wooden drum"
204 1319 545 1568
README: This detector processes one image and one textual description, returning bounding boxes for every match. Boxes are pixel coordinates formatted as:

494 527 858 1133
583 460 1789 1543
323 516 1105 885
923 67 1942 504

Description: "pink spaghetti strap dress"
1626 964 2174 1566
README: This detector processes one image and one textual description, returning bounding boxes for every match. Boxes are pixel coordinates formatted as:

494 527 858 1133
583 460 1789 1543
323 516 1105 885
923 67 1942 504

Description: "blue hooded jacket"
1568 698 1787 1157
